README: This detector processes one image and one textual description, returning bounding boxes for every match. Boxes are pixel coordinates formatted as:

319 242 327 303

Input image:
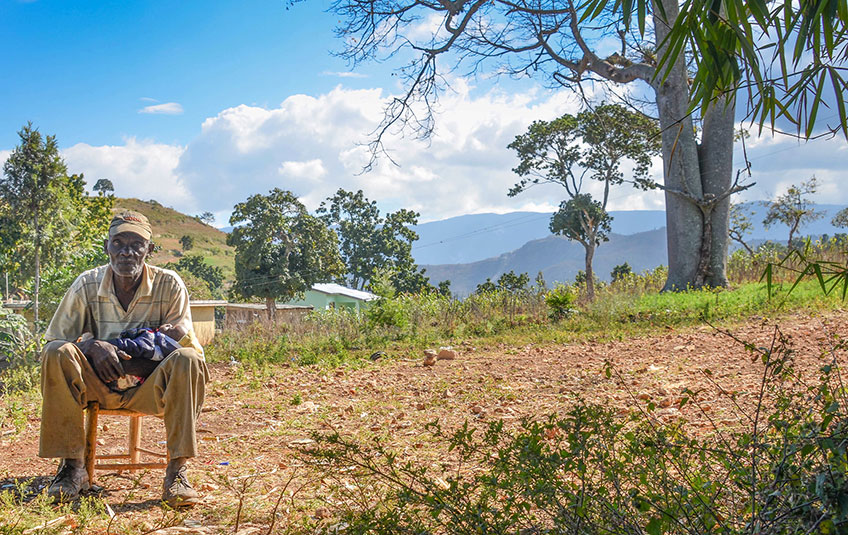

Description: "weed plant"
298 327 848 534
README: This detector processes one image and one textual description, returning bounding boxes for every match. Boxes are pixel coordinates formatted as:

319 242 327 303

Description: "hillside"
411 210 667 265
411 203 848 266
113 198 235 276
423 228 668 296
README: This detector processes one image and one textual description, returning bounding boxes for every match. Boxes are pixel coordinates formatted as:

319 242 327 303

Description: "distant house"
286 283 378 313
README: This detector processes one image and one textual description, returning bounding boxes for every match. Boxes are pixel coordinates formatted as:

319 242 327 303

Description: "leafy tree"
509 105 653 299
436 279 451 297
729 203 756 256
325 0 761 291
474 278 497 294
0 124 112 326
763 178 824 250
179 234 195 251
196 211 215 226
164 254 224 298
317 189 429 293
474 272 530 294
611 263 632 282
831 207 848 229
549 195 612 299
317 189 380 289
496 271 530 293
93 178 114 195
227 188 344 318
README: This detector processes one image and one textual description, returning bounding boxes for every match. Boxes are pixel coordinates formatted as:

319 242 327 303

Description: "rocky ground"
1 310 846 534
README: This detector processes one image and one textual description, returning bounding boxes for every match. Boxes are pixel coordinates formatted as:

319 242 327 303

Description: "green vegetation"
164 254 224 299
0 123 113 325
317 188 430 293
227 188 344 316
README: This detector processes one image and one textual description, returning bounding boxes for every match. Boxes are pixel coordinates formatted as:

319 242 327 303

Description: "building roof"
311 283 379 302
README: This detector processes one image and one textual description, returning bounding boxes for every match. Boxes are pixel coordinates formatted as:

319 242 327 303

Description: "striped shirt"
45 264 197 345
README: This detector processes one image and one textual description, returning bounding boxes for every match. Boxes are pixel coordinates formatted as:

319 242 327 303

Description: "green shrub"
545 283 577 320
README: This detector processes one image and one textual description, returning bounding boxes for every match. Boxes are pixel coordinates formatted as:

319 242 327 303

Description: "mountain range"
415 203 848 296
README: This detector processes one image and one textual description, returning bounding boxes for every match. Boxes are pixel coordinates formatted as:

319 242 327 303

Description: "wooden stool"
84 401 168 484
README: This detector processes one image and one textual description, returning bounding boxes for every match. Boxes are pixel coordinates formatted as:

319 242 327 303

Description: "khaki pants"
39 341 209 460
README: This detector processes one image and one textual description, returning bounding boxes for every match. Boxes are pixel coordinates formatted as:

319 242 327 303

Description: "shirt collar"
98 264 154 299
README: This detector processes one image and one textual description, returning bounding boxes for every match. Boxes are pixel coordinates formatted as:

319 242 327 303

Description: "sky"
2 0 847 227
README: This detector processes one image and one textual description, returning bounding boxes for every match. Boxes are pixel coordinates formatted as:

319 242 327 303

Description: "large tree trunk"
653 0 734 290
584 242 596 301
265 296 277 322
700 95 735 286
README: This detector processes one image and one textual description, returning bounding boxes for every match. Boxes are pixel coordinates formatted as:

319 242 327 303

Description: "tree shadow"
111 498 163 512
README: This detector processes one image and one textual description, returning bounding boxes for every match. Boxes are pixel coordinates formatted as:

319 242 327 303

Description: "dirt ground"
1 310 847 533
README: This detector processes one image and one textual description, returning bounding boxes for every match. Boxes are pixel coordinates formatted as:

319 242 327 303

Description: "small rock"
423 355 437 367
295 401 319 414
101 423 109 432
424 349 438 358
433 477 450 490
437 348 457 360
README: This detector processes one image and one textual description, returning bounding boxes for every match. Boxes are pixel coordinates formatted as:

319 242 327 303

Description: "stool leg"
84 402 99 485
128 415 141 468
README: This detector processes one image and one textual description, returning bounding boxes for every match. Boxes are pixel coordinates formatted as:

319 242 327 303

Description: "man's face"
104 232 153 279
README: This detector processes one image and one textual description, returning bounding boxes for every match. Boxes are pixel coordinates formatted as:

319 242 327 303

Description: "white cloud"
174 82 593 221
321 71 368 79
61 138 193 210
138 102 184 115
7 82 844 233
278 159 328 181
139 97 159 103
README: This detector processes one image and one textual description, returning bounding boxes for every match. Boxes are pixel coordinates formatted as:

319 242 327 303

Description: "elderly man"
40 210 209 507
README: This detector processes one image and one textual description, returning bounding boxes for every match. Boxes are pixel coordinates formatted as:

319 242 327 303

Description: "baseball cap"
109 210 152 240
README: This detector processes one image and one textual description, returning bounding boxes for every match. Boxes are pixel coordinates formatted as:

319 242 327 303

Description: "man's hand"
77 339 131 384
